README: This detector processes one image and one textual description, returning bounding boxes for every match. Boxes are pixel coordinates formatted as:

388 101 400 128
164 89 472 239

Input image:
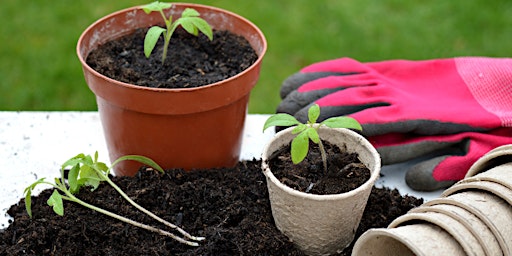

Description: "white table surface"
0 111 443 228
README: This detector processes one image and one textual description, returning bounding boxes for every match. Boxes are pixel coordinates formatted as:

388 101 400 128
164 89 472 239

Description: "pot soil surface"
268 141 371 195
86 28 258 89
0 160 422 256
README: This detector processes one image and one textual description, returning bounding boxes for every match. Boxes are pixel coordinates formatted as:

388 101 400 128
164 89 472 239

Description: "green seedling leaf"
263 113 301 131
291 131 309 164
68 164 80 193
263 104 363 172
321 116 362 131
142 2 213 64
112 155 165 173
144 26 166 58
141 1 172 13
47 190 64 216
308 104 320 123
292 123 307 134
307 128 320 144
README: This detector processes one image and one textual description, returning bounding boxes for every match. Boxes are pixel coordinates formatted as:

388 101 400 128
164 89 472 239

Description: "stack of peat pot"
353 145 512 256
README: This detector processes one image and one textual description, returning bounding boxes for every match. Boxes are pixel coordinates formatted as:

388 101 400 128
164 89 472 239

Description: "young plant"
263 104 362 172
142 1 213 64
24 152 205 246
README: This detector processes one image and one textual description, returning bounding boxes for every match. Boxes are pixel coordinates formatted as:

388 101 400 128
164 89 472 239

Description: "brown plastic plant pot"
77 3 267 176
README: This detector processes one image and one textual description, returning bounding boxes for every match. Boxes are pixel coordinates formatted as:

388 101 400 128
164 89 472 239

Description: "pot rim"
261 126 381 200
76 2 267 93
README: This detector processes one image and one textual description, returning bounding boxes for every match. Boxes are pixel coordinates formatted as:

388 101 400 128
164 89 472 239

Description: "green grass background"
1 0 511 113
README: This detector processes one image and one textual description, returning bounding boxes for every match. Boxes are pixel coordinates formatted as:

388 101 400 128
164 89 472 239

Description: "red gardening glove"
371 128 512 191
278 57 512 136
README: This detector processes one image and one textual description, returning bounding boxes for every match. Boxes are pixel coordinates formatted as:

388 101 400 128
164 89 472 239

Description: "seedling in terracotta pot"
263 104 362 173
24 152 205 246
142 1 213 64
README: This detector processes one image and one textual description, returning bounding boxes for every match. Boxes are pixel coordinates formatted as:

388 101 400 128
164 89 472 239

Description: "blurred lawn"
1 0 511 113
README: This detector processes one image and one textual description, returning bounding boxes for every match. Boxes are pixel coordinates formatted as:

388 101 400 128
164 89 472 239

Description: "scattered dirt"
86 28 258 89
0 160 422 255
268 141 371 195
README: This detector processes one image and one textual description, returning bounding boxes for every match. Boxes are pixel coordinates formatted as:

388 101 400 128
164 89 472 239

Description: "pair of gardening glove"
277 57 512 191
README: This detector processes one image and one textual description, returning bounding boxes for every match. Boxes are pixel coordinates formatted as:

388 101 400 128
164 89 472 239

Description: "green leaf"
181 7 200 17
61 153 85 170
192 18 213 41
291 131 309 164
68 164 80 193
79 165 102 191
144 26 166 58
291 123 307 134
307 128 320 144
308 104 320 123
179 19 199 36
24 187 33 218
321 116 363 131
263 114 301 131
141 1 172 14
112 155 165 173
47 190 64 216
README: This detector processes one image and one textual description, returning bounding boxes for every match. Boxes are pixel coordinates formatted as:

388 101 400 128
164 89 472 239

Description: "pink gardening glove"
278 57 512 136
277 57 512 191
370 128 512 191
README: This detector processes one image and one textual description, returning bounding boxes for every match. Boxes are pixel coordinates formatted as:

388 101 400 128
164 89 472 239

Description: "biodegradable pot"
261 126 380 256
442 179 512 205
77 3 267 176
352 223 465 256
388 211 485 256
409 204 502 256
465 162 512 191
427 191 512 255
466 144 512 178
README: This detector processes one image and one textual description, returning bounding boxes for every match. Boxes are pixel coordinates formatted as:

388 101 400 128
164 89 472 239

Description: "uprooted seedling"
24 152 205 246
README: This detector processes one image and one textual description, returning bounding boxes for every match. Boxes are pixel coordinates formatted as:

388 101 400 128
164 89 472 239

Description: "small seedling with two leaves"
142 1 213 64
24 152 205 246
263 104 362 173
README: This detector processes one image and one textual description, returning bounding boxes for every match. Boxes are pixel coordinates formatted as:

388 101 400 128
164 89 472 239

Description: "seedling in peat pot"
263 104 362 173
142 1 213 64
24 152 205 246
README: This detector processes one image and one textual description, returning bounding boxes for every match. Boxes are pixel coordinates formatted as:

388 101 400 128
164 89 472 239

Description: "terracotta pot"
352 223 465 256
261 126 381 256
77 3 267 176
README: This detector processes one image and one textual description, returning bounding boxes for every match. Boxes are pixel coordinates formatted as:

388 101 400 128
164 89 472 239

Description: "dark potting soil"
86 28 258 89
268 141 371 195
0 160 423 256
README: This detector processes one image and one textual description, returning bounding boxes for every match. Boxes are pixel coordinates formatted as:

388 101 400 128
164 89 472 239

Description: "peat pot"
261 126 381 256
77 3 267 175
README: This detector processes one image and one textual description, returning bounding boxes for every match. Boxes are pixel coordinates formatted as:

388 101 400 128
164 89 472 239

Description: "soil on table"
0 160 422 256
86 28 258 89
268 141 371 195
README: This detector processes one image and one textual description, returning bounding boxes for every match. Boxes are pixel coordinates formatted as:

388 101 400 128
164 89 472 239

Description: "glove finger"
280 72 357 99
374 134 464 165
405 156 457 191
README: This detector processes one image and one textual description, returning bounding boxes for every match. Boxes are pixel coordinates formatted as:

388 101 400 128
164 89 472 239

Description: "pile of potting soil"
0 160 422 255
